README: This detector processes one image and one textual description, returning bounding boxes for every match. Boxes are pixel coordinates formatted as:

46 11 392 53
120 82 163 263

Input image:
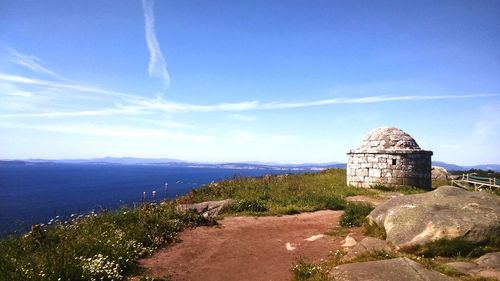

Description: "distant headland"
1 157 499 172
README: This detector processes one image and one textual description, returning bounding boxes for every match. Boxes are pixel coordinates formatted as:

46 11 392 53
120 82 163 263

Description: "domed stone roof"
354 127 421 153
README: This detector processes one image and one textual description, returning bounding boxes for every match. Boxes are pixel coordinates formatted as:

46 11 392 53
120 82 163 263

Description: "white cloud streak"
1 72 498 118
5 47 68 81
142 0 170 91
0 73 138 99
258 94 499 109
131 93 499 113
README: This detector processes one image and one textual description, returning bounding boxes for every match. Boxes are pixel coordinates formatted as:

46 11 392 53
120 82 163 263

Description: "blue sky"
0 0 499 165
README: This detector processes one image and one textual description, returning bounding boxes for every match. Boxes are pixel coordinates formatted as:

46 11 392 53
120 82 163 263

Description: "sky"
0 0 499 165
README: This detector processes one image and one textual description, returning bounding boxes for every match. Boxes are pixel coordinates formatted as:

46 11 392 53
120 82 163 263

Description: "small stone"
341 235 357 247
343 237 392 261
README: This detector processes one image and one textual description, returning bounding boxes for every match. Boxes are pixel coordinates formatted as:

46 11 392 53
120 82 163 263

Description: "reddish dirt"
138 210 365 281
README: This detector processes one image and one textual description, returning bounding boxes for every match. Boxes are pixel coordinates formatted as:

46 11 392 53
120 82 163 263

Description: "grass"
373 184 426 195
291 249 397 281
291 260 329 281
363 221 387 240
221 199 268 213
409 238 500 258
325 227 350 238
432 178 450 189
339 202 374 228
178 169 377 216
0 203 215 281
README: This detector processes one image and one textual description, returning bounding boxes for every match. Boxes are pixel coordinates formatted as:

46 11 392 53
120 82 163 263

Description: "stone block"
369 169 381 177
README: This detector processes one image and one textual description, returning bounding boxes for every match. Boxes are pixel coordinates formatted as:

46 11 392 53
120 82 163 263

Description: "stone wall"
346 150 432 188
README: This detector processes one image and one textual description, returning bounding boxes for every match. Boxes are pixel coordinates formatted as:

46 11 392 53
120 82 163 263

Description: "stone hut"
347 127 433 188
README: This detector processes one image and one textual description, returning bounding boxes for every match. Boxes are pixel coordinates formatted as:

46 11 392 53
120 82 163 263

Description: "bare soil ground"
138 210 365 281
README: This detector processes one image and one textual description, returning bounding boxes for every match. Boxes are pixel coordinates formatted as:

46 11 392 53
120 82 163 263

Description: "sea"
0 162 303 235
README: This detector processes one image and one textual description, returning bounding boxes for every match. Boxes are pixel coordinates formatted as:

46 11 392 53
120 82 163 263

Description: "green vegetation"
373 184 426 194
290 247 495 281
179 169 376 215
0 203 215 281
450 169 500 179
325 226 350 238
291 260 329 281
221 199 268 213
363 222 387 240
416 257 498 281
411 238 500 258
432 178 450 189
291 249 397 281
339 202 374 227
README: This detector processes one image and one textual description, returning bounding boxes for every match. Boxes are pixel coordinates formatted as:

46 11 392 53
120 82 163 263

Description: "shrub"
223 199 268 213
339 203 374 227
179 169 376 216
291 260 328 281
363 221 386 239
411 238 497 258
0 203 215 281
373 184 425 194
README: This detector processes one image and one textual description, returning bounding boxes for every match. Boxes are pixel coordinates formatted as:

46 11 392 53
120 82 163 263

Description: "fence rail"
453 173 500 191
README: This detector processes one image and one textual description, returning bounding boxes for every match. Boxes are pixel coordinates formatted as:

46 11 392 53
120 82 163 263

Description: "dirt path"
138 210 365 281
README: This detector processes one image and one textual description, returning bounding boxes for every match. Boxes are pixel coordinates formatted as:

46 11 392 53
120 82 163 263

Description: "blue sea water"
0 163 301 235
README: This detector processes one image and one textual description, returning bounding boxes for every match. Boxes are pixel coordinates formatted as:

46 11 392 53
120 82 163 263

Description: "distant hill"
432 161 500 172
1 158 498 172
0 158 345 171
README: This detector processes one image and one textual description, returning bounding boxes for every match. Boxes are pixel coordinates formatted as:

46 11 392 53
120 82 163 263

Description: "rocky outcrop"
447 252 500 280
176 199 236 217
367 186 500 249
432 166 449 181
432 166 451 183
343 237 393 261
330 257 457 281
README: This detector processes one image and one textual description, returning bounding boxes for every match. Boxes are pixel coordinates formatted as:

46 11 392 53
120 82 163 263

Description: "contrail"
142 0 171 91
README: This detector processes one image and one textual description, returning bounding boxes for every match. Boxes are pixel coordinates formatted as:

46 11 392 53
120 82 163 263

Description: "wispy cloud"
1 72 498 118
258 94 500 109
5 47 68 81
142 0 170 91
0 106 145 118
0 73 138 99
131 93 499 113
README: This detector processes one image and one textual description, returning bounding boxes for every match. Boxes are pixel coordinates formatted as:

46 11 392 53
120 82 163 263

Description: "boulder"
447 252 500 280
330 257 457 281
432 166 450 181
343 237 392 261
176 199 236 217
367 186 500 249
